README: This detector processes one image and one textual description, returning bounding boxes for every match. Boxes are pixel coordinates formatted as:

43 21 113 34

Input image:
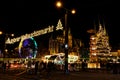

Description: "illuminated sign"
6 19 63 44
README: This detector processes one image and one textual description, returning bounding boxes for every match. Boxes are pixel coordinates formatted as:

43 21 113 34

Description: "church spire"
93 20 97 34
68 27 71 34
103 20 108 36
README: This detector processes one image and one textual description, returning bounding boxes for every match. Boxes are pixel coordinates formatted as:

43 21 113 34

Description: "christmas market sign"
5 19 63 44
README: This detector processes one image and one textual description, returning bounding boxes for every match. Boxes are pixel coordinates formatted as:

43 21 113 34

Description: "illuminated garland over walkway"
5 19 63 44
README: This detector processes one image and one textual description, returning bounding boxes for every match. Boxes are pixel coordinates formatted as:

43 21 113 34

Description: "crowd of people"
26 60 56 75
1 59 120 75
0 61 11 73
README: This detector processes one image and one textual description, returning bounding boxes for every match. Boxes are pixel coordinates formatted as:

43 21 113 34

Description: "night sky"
0 0 119 50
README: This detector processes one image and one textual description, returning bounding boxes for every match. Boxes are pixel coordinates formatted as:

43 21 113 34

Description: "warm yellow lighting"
88 63 100 68
56 1 76 15
6 19 63 44
71 9 76 14
92 47 96 50
11 34 14 37
5 25 55 44
91 37 95 40
56 1 62 8
5 49 8 52
0 31 2 35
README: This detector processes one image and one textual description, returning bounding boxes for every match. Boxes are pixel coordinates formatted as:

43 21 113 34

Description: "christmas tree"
96 24 111 55
89 23 111 62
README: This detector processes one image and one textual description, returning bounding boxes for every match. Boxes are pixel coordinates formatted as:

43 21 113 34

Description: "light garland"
5 19 63 44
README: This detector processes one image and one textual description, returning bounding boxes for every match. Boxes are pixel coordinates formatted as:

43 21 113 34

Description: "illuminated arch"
18 37 37 58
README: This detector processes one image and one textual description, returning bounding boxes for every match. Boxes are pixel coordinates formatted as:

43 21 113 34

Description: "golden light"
0 31 2 35
11 34 14 37
5 49 8 52
56 1 62 8
71 9 76 14
91 37 95 40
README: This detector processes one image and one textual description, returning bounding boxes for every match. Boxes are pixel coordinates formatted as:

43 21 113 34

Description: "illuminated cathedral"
49 20 80 56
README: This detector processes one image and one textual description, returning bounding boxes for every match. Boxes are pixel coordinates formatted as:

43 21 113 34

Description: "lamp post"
56 1 76 73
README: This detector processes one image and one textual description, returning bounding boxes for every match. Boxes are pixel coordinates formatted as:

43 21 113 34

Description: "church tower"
68 28 72 48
